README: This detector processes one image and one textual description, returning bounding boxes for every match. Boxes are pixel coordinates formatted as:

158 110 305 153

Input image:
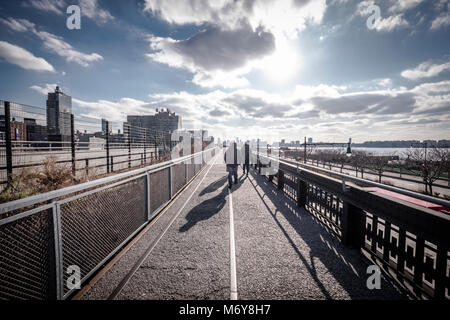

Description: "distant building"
0 116 27 141
24 118 47 142
47 86 72 142
101 118 112 135
308 137 313 144
11 118 26 141
127 108 182 134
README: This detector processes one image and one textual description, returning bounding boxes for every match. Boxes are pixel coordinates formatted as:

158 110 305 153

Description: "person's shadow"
179 174 243 232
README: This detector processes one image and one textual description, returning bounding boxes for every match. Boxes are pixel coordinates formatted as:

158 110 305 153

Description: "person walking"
242 142 250 175
224 142 238 188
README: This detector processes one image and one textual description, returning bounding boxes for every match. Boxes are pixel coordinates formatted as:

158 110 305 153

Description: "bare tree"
350 150 369 178
404 146 449 195
367 155 391 183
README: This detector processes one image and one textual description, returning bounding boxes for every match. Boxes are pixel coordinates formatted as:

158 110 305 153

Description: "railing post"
277 169 284 190
304 137 307 164
297 178 307 207
341 201 365 247
185 158 188 184
106 121 110 173
169 165 173 199
110 156 114 172
434 244 448 299
70 114 76 179
144 129 147 164
145 172 151 221
128 126 132 169
49 199 63 300
154 131 158 162
85 159 89 177
4 101 13 184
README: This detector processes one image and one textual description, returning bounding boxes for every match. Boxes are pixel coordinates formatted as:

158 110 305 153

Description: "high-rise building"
126 108 182 133
101 118 110 134
47 86 72 142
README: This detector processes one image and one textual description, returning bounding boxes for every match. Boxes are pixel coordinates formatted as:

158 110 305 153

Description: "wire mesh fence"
0 147 217 300
0 100 177 194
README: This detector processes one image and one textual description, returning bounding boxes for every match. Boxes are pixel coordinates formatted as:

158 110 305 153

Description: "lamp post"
304 136 307 164
346 137 352 157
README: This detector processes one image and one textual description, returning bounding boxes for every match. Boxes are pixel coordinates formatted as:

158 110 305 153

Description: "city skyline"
0 0 449 142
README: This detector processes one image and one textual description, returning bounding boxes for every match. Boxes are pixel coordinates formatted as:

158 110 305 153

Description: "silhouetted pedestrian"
242 142 250 175
224 142 238 188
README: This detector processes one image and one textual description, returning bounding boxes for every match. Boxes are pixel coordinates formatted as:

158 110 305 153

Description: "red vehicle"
363 187 450 215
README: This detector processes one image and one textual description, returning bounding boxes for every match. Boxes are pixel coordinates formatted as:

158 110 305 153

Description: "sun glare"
260 39 300 83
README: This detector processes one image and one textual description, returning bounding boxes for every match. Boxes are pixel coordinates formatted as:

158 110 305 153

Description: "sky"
0 0 449 143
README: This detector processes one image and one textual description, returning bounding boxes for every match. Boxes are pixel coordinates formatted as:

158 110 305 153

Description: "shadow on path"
248 170 405 300
179 175 243 232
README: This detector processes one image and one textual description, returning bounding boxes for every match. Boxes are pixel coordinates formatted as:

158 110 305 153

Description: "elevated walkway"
80 150 404 300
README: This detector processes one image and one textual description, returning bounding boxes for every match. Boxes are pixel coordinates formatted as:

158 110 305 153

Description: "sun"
259 38 301 83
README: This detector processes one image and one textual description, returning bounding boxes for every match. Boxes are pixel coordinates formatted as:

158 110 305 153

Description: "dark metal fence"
0 147 216 300
257 155 450 300
0 100 174 189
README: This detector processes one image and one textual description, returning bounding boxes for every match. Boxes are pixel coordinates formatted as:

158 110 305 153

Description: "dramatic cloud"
144 0 326 87
143 0 326 36
311 92 416 115
401 60 450 80
29 79 450 141
0 41 55 72
0 17 103 67
147 23 275 87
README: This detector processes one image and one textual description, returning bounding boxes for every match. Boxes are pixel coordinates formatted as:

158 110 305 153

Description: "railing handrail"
0 148 215 215
260 154 450 208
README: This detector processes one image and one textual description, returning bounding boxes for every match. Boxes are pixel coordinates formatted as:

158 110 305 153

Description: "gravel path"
81 149 405 300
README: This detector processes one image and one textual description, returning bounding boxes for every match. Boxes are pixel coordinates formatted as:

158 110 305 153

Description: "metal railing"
0 147 217 300
0 100 174 187
256 154 450 300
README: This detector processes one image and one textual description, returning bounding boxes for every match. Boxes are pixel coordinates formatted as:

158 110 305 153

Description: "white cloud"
144 0 327 88
73 97 150 122
79 0 114 23
388 0 424 13
377 78 393 87
0 17 35 32
29 79 450 141
143 0 326 37
36 30 103 67
374 14 409 31
0 17 103 67
23 0 66 15
431 13 450 30
401 60 450 80
0 41 55 72
147 23 275 88
30 83 59 95
24 0 113 23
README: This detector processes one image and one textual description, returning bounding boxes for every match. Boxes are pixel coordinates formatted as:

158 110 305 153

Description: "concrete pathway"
81 149 405 300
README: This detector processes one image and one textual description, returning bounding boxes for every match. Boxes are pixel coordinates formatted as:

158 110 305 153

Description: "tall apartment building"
47 86 72 142
126 109 182 133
